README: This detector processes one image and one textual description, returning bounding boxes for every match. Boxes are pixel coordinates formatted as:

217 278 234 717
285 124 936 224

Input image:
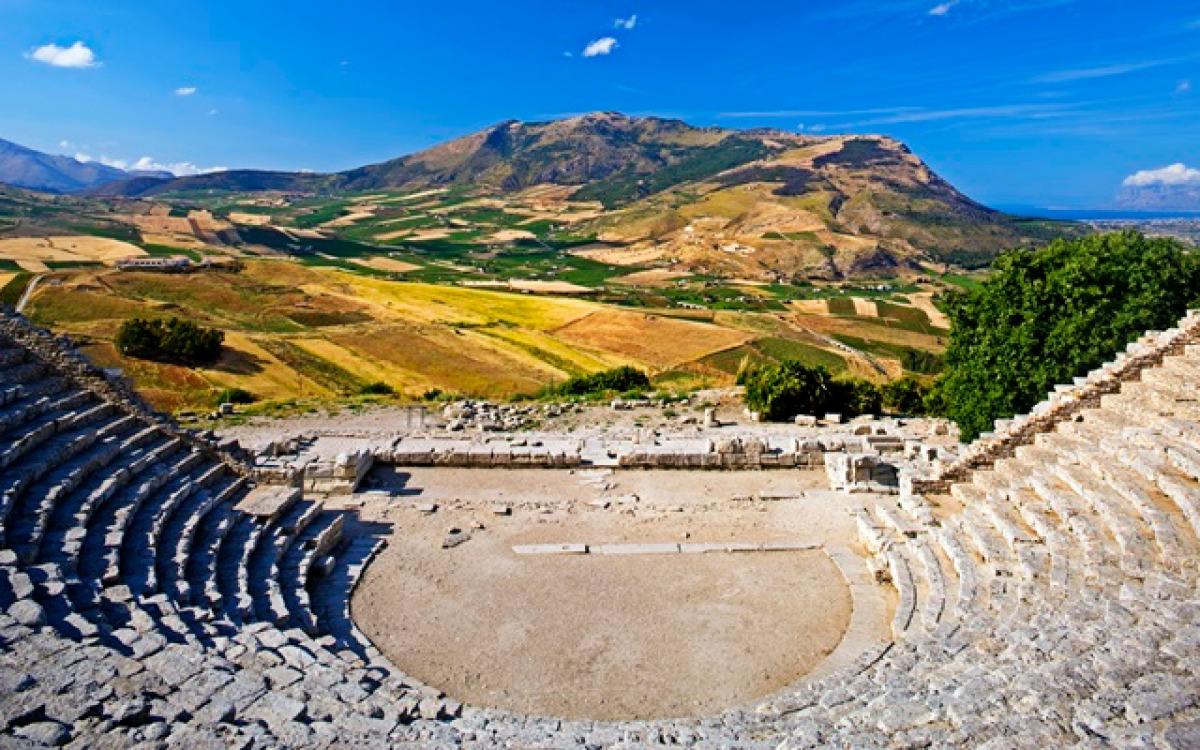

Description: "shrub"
213 387 255 406
940 231 1200 441
557 366 651 397
741 360 881 421
360 381 395 396
881 377 929 415
115 317 224 367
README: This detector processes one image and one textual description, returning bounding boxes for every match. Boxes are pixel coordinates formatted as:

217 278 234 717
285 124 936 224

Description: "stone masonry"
0 310 1199 747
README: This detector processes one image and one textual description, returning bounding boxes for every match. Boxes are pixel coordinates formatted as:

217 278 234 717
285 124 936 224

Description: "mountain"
1115 182 1200 212
337 112 766 192
0 138 165 193
83 169 326 198
74 112 1074 273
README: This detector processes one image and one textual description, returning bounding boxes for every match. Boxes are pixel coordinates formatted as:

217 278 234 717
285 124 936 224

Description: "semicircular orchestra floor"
348 468 890 720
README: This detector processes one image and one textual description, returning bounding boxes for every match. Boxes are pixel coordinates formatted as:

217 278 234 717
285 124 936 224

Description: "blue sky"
2 0 1198 207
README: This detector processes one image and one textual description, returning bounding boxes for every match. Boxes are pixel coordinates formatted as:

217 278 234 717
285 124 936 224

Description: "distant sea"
997 205 1200 221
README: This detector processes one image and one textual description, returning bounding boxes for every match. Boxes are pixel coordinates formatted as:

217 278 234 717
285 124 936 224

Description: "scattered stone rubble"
1 310 1199 748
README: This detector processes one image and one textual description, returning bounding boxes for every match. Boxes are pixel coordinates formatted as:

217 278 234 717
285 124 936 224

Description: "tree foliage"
115 317 224 367
881 376 930 415
556 366 651 397
740 360 884 421
940 231 1200 441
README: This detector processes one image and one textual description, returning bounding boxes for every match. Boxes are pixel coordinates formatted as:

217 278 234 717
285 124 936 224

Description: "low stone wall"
384 445 583 468
906 309 1200 495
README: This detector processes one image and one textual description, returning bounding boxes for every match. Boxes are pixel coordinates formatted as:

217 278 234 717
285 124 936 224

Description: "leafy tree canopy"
940 231 1200 441
739 360 885 421
556 366 651 397
116 317 224 367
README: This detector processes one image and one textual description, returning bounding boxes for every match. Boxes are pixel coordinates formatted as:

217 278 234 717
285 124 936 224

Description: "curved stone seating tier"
3 308 1200 747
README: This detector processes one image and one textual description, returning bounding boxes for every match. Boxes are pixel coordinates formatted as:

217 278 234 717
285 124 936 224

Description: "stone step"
0 345 28 369
122 462 228 597
74 448 201 590
250 500 322 627
188 498 240 611
1047 461 1155 572
0 400 113 475
0 409 130 531
164 474 248 604
217 513 268 622
311 536 383 658
280 511 344 635
55 433 182 543
2 417 145 560
97 450 208 589
0 383 79 441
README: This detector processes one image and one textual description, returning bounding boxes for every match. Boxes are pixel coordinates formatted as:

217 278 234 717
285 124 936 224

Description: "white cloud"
174 86 197 97
615 14 637 30
1123 163 1200 188
1178 80 1193 93
28 41 99 69
1033 58 1176 84
76 152 226 177
207 109 219 116
929 1 958 15
583 37 618 57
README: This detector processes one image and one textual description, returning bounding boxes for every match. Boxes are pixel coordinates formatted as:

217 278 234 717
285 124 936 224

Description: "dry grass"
330 325 553 397
608 269 689 287
791 299 829 315
507 279 594 294
198 332 336 401
567 244 668 266
851 298 878 317
228 212 273 226
0 236 145 265
342 276 596 331
553 310 752 369
907 292 951 330
348 256 423 274
789 309 946 352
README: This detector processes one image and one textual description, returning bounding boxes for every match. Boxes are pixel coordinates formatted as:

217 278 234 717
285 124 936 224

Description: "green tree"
556 366 651 397
940 231 1200 441
741 360 882 420
116 317 224 367
881 376 929 415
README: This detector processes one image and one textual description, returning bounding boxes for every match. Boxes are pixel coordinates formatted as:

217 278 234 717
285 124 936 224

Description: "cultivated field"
0 236 145 265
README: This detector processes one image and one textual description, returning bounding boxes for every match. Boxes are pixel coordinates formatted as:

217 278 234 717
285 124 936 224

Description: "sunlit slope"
23 261 774 409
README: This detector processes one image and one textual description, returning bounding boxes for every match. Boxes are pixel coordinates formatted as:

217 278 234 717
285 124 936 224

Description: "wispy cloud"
1178 80 1193 93
174 86 198 97
615 14 638 30
718 107 923 118
721 102 1084 132
1032 58 1177 83
582 37 618 57
27 41 99 69
1123 163 1200 187
77 153 226 177
928 1 958 16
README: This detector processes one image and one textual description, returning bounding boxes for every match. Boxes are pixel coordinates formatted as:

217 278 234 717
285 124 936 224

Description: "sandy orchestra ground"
350 468 878 720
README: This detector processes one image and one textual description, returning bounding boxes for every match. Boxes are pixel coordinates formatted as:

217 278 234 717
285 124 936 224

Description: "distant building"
116 256 192 272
